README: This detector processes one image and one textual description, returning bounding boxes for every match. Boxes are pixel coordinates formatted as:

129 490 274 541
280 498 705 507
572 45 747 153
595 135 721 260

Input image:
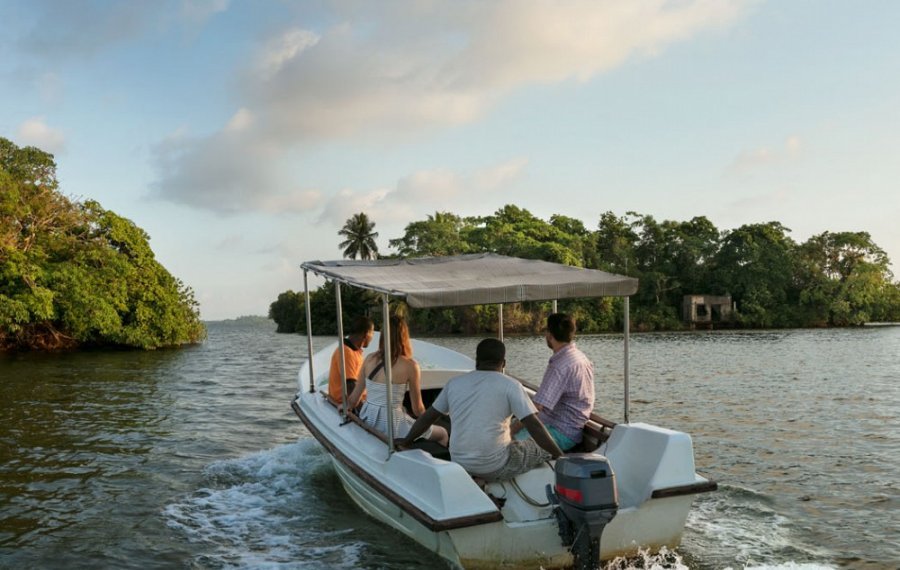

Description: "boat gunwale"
292 396 505 532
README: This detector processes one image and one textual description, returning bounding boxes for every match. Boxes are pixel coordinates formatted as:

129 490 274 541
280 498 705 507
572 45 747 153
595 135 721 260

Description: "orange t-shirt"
328 340 366 403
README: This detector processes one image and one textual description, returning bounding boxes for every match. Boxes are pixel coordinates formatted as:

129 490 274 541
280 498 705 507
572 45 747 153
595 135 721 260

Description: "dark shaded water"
1 322 897 569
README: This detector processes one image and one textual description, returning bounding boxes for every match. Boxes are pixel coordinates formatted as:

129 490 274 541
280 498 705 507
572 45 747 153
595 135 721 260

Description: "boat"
291 253 716 568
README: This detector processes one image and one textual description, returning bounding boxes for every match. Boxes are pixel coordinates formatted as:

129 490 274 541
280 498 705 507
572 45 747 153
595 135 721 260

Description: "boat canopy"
301 253 638 308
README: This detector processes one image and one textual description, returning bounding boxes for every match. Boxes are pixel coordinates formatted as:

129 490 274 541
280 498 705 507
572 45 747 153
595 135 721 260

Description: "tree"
594 211 638 275
712 222 797 327
0 137 205 351
268 290 305 333
467 205 584 265
389 211 475 258
271 204 900 334
796 231 894 325
338 212 379 260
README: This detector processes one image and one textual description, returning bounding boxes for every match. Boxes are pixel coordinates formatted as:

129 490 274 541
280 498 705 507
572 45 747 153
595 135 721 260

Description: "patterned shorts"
477 439 552 482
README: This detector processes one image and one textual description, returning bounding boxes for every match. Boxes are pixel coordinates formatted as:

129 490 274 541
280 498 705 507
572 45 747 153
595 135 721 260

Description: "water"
1 322 897 569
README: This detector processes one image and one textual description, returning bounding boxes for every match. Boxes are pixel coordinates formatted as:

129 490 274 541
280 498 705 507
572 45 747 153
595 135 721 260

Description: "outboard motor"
547 453 618 570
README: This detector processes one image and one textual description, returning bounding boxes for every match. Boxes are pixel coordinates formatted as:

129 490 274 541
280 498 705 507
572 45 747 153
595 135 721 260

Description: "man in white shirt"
399 338 563 481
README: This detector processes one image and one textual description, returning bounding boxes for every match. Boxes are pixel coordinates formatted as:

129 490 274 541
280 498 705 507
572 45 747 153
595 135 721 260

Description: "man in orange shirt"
328 316 375 405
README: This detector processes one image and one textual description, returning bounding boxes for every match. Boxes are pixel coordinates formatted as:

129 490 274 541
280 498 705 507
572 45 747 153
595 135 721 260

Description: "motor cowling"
547 453 618 570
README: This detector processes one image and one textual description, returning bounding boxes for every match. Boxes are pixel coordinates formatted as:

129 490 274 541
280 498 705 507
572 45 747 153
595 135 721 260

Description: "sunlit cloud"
259 190 324 214
16 116 65 153
256 27 321 81
726 135 804 176
224 108 254 133
152 0 751 215
317 158 528 226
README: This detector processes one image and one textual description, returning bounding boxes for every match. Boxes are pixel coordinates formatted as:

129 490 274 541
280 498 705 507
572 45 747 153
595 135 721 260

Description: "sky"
2 0 899 320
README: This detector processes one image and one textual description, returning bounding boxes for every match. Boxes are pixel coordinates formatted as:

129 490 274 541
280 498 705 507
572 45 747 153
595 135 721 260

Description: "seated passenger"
512 313 593 451
328 315 375 405
347 315 449 447
399 338 563 482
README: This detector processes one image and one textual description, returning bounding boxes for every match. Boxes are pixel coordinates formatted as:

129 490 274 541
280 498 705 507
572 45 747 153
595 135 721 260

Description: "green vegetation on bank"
271 206 900 335
1 138 205 351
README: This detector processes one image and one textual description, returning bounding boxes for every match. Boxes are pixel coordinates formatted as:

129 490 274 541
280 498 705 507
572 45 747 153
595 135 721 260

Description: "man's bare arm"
398 407 444 448
521 414 563 459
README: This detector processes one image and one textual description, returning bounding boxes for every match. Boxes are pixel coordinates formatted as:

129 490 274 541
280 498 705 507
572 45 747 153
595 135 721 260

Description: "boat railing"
320 391 391 445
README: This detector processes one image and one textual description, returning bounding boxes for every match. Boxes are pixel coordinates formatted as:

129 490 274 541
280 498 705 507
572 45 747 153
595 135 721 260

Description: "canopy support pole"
552 299 558 314
304 270 315 393
624 296 631 424
498 304 504 342
382 294 396 454
336 281 348 417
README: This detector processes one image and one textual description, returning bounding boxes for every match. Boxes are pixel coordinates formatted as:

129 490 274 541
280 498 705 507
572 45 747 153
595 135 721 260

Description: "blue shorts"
515 424 577 451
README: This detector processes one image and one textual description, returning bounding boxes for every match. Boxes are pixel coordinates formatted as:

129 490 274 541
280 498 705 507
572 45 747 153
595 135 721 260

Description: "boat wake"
683 484 837 570
163 440 368 569
601 547 835 570
163 442 840 570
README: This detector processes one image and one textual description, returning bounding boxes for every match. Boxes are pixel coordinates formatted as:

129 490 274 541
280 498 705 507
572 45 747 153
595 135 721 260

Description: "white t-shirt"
432 369 538 475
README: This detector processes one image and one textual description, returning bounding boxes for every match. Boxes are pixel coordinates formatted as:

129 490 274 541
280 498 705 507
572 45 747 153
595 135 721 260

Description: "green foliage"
795 231 894 326
268 281 379 335
0 137 205 351
339 212 379 260
268 290 306 333
389 211 475 257
273 204 900 335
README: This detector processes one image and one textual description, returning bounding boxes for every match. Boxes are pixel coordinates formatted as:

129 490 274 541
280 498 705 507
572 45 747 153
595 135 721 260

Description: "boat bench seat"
419 369 469 390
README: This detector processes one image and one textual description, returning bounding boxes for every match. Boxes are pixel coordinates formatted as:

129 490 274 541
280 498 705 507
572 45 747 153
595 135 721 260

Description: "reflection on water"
1 323 898 569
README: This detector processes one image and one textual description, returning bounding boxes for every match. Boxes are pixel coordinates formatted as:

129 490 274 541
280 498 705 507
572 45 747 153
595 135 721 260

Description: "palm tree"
338 212 379 260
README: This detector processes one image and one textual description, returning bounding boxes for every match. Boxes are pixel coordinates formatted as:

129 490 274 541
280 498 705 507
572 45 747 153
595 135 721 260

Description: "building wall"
683 295 733 324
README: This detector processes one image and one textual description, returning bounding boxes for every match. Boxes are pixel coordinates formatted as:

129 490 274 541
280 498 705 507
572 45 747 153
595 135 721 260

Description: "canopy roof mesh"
301 254 638 308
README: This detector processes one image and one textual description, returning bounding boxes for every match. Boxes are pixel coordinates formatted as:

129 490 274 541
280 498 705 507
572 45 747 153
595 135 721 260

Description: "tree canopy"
338 212 379 260
274 205 900 335
0 137 205 351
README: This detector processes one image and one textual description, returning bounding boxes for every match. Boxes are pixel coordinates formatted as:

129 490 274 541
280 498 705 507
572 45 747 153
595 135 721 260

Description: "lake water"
1 321 897 569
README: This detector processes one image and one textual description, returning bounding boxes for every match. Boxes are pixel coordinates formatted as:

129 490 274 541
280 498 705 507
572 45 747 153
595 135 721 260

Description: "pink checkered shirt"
533 342 594 443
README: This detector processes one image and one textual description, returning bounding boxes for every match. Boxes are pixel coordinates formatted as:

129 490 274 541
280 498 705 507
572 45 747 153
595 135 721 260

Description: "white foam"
163 439 367 569
685 489 836 569
604 546 689 570
740 562 837 570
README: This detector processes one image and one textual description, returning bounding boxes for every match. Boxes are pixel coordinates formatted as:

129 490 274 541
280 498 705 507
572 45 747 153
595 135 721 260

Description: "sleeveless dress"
358 362 432 439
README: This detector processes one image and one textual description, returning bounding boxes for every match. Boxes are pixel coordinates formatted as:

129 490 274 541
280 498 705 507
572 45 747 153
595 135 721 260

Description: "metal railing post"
336 281 348 416
498 304 504 342
624 296 630 424
382 295 395 453
304 269 315 393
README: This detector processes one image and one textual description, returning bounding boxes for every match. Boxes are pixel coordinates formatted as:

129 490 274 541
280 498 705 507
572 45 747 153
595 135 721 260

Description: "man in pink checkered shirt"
530 313 595 451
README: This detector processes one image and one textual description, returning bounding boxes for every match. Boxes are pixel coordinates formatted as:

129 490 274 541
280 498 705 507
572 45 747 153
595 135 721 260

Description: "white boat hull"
294 337 714 568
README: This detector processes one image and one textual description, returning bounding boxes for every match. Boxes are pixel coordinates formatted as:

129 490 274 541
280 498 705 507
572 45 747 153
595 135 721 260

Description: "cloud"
17 1 157 57
256 28 320 81
180 0 229 24
240 0 747 141
224 108 254 133
726 135 804 176
16 117 65 153
153 0 751 214
317 158 528 226
17 0 227 58
150 124 325 215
